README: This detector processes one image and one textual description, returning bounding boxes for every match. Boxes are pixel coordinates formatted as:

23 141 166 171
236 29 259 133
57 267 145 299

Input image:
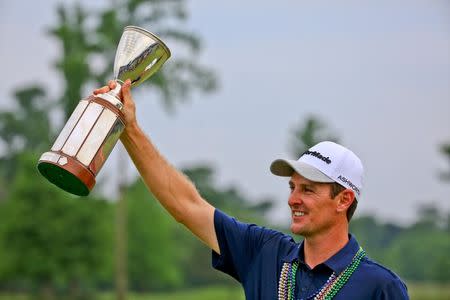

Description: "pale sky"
1 0 449 225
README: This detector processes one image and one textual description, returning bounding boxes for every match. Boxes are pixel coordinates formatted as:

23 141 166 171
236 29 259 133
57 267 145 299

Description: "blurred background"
0 0 449 299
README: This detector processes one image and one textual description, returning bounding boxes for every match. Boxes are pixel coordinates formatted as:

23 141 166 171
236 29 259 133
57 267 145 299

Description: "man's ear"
336 189 355 213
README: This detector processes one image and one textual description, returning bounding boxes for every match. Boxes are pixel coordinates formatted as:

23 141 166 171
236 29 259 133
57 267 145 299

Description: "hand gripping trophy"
38 26 170 196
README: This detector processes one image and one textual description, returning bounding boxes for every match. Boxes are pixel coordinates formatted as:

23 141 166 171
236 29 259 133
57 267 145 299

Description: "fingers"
93 80 117 95
120 79 132 104
108 80 116 89
93 85 110 95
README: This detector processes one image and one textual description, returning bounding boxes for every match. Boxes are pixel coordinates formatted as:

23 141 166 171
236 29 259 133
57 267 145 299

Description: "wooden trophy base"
37 154 95 196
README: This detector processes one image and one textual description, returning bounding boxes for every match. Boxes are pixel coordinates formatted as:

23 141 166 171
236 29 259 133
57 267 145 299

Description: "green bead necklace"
278 247 365 300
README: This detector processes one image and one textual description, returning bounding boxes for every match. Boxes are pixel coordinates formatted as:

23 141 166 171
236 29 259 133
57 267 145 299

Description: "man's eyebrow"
288 181 316 187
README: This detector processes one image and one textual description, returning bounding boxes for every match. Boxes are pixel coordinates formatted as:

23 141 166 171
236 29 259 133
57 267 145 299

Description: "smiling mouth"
292 211 306 217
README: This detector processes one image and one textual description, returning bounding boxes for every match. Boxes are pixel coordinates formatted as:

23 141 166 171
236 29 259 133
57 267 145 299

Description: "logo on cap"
337 175 360 196
302 150 332 164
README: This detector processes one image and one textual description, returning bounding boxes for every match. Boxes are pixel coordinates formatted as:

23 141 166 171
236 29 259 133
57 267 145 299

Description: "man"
94 80 409 299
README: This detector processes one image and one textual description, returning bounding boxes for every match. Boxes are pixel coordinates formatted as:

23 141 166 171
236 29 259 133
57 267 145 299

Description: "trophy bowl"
37 26 170 196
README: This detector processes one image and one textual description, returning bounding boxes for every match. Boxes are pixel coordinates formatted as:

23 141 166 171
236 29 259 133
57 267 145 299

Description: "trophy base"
37 153 95 196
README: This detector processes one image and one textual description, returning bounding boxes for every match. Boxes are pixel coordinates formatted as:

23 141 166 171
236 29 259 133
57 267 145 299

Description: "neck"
303 224 349 269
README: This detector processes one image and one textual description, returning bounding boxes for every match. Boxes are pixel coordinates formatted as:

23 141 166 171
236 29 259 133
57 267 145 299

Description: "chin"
291 224 307 236
291 222 318 237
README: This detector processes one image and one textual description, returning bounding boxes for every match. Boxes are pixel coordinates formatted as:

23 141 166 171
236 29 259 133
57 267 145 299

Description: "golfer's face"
288 173 338 237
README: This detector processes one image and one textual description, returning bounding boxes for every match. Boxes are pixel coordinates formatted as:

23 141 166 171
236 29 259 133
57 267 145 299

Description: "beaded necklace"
278 247 365 300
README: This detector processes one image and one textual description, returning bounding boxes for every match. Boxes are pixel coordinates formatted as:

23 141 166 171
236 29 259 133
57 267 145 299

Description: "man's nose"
288 192 303 207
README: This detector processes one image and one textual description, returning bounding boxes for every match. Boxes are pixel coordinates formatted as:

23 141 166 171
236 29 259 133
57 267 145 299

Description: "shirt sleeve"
212 209 285 282
376 277 409 300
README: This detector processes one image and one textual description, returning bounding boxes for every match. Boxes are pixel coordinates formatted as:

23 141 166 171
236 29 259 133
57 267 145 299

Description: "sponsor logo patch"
302 150 332 164
337 175 360 196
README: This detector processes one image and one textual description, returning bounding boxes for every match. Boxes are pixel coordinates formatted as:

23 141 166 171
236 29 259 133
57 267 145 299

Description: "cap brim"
270 159 334 183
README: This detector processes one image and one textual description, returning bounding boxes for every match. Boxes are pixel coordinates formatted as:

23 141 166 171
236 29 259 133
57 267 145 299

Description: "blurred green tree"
182 165 273 222
410 203 445 231
0 153 114 299
125 179 183 291
349 216 404 261
384 204 450 282
125 165 274 290
439 142 450 181
289 115 339 158
0 87 54 182
47 3 219 297
177 165 274 287
0 0 219 298
49 0 218 119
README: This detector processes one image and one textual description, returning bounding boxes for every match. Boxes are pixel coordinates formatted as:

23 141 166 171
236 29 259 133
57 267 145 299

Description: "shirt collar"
323 234 360 273
281 234 360 274
282 241 302 263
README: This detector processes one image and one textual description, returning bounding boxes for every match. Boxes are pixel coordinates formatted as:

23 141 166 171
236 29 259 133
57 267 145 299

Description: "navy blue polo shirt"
212 209 409 300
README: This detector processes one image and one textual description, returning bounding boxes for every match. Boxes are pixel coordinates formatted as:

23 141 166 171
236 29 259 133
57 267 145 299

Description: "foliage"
289 115 339 158
0 0 219 296
0 1 449 297
407 282 450 300
126 180 183 290
439 142 450 181
0 153 114 297
125 166 274 290
350 203 450 283
182 165 273 222
178 165 274 286
0 87 53 181
385 231 450 282
3 282 450 300
349 216 403 262
98 285 245 300
49 0 218 118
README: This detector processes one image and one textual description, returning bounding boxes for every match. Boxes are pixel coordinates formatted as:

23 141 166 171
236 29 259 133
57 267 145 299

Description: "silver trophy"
38 26 171 196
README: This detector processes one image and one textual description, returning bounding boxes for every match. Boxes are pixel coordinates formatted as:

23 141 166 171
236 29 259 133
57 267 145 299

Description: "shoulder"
343 256 409 299
358 256 409 295
215 209 299 257
212 209 299 281
214 209 294 243
361 257 403 281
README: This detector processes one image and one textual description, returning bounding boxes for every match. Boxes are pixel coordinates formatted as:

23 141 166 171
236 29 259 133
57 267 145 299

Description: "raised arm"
94 80 219 253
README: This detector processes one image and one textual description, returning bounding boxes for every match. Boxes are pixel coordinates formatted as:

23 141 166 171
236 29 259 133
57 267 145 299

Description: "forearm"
120 122 199 220
120 122 219 252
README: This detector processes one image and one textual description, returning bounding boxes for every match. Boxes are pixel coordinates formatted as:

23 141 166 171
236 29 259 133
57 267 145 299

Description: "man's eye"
304 187 313 193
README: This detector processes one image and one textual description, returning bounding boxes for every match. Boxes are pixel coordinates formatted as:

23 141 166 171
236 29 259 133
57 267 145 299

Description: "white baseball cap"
270 141 364 198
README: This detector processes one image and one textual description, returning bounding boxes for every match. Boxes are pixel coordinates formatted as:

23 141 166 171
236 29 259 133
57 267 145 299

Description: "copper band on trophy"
37 26 171 196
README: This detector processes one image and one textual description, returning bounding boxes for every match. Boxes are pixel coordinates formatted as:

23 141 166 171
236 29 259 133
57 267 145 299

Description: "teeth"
293 212 305 216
